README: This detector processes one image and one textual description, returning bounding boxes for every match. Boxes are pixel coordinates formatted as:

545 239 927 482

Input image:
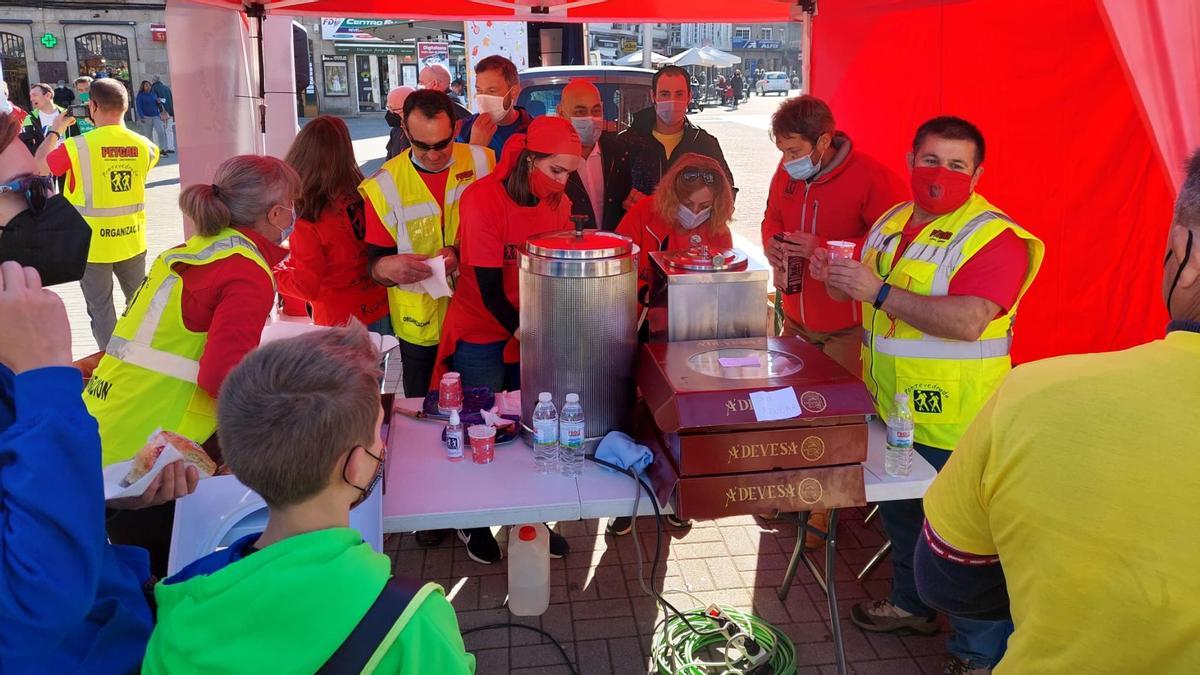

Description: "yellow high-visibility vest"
84 229 273 465
358 143 494 346
62 124 158 263
860 193 1045 450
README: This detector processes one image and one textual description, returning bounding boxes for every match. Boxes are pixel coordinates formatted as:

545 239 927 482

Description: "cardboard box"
645 427 867 520
663 422 868 476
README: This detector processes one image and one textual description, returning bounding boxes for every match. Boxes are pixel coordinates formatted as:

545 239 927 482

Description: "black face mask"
1166 228 1194 314
0 195 92 286
384 111 403 129
343 446 385 510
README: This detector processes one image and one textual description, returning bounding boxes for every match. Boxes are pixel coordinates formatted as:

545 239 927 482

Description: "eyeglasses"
0 175 54 214
410 136 454 152
681 169 717 185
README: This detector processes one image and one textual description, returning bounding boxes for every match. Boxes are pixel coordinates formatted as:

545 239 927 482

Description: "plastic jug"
507 523 550 616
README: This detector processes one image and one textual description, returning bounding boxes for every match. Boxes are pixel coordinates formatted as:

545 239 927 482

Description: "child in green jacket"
143 323 475 674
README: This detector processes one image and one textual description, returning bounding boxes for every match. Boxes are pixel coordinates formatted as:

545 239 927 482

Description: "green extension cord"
651 603 797 675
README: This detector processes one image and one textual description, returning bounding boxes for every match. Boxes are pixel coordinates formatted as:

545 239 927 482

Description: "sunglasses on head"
0 175 54 214
681 169 717 185
410 136 454 152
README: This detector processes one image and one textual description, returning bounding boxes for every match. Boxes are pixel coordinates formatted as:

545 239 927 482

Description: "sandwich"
120 429 217 487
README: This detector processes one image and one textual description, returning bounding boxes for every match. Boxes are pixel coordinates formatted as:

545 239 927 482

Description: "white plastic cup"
827 240 856 261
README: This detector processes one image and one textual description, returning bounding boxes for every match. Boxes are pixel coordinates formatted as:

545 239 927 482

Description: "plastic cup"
468 424 495 464
438 372 463 414
827 240 856 261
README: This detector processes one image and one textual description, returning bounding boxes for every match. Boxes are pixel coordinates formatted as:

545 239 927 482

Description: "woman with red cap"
436 115 581 393
437 115 580 565
617 153 735 303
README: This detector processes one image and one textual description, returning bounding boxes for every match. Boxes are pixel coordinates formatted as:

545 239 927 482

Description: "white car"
756 71 791 96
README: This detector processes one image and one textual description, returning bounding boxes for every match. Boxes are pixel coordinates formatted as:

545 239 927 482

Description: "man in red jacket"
762 96 903 376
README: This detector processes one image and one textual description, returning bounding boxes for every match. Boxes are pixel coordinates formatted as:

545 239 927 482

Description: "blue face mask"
783 153 821 181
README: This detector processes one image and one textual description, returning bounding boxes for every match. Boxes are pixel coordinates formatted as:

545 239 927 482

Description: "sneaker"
414 529 448 547
943 656 991 675
458 527 502 564
606 516 633 536
850 599 940 635
666 514 692 529
549 529 570 559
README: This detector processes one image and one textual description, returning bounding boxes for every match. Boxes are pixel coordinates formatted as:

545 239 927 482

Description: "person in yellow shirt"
917 149 1200 674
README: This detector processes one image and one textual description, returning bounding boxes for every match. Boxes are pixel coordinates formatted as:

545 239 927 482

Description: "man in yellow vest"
36 78 158 350
361 89 493 399
810 116 1044 674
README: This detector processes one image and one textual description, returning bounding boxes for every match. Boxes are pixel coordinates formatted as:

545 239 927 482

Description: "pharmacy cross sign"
40 33 58 49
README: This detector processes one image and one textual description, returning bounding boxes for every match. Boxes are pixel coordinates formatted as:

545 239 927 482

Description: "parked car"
516 65 654 131
756 71 791 96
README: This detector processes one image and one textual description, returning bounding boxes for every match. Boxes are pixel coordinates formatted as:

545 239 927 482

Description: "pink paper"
718 356 760 368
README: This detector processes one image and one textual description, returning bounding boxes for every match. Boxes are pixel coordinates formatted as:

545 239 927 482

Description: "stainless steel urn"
519 229 637 440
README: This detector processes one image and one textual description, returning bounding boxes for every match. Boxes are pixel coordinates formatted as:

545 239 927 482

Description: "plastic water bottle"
559 393 585 478
507 523 550 616
445 409 464 462
885 393 915 477
532 392 559 474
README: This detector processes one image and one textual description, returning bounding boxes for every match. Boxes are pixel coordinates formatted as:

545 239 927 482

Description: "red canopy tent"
165 0 1199 363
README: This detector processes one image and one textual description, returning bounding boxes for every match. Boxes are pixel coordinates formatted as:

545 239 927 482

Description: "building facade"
675 24 732 52
586 23 671 65
1 1 170 115
731 22 803 81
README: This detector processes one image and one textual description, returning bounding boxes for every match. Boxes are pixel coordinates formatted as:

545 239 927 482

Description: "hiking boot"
458 527 502 564
549 529 570 559
606 516 633 536
850 599 939 635
943 656 991 675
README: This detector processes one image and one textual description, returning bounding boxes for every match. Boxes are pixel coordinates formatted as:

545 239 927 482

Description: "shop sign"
732 39 782 50
40 32 58 48
150 24 167 42
320 17 407 42
621 39 638 53
334 43 416 56
417 42 450 72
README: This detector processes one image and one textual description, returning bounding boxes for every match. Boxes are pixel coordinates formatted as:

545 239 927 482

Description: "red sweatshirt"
273 196 388 327
176 227 287 398
761 132 904 333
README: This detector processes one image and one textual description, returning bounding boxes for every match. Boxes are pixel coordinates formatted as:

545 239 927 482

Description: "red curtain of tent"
811 0 1189 363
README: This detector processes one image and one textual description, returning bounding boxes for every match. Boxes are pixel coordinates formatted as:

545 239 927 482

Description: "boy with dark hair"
143 323 475 674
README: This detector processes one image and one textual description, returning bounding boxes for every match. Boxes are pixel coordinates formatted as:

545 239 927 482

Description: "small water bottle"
885 393 915 477
445 409 464 462
559 393 585 478
507 523 550 616
532 392 559 474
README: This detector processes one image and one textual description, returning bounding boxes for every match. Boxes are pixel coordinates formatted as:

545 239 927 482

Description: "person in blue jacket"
0 109 194 672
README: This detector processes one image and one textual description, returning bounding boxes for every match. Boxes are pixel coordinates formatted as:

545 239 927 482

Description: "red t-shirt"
442 178 572 347
895 220 1029 314
273 196 388 327
364 163 450 249
173 227 288 398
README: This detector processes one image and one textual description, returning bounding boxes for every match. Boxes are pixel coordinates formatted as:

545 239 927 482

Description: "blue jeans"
451 340 520 393
879 443 1013 668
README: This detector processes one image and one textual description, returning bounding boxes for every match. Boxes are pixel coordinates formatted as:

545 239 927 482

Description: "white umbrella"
668 47 725 68
699 46 742 66
614 50 668 66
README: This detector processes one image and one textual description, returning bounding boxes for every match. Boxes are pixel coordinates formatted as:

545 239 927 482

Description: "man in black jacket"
556 79 633 231
619 66 734 206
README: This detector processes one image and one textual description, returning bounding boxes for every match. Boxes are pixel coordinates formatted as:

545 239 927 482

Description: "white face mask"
655 100 686 125
475 93 510 123
676 205 712 230
570 116 603 147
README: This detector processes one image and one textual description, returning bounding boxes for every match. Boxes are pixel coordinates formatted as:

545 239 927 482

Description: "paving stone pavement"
386 508 951 675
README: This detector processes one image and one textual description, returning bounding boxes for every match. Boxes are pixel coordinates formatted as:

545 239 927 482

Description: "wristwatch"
873 282 893 310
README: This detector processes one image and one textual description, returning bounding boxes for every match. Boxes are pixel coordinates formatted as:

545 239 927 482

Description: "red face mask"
910 165 974 215
530 166 566 201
